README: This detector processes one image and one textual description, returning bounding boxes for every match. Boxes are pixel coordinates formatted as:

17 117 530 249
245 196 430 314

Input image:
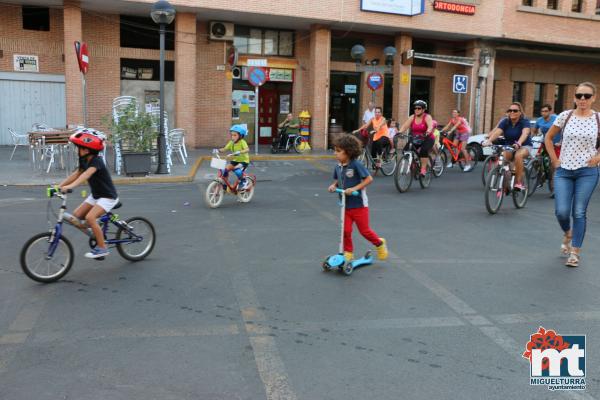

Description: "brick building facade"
1 0 599 148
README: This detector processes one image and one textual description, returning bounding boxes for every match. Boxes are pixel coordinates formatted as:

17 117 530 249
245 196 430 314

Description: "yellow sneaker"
343 252 354 262
376 238 388 260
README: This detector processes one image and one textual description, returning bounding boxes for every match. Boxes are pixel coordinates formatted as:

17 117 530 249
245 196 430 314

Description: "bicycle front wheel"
432 153 445 177
513 172 529 209
205 181 225 209
20 232 74 283
116 217 156 261
481 155 498 186
484 167 504 215
394 154 413 193
380 151 397 176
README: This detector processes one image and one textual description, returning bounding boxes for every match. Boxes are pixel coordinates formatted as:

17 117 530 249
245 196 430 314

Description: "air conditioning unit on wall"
209 21 234 41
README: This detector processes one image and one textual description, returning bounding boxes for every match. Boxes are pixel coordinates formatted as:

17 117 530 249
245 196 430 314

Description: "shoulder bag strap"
562 110 574 131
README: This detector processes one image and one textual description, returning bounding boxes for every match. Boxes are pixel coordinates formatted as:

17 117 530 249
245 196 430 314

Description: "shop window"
512 82 524 104
413 41 435 68
120 59 174 81
554 84 565 114
533 83 545 117
547 0 558 9
234 26 294 57
571 0 583 11
120 15 174 50
22 6 50 31
331 37 364 62
522 0 533 5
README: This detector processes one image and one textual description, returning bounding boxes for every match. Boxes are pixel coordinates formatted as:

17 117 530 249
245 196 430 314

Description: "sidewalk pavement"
0 145 334 186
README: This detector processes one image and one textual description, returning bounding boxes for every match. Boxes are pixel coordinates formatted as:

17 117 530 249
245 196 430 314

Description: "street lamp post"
151 0 175 174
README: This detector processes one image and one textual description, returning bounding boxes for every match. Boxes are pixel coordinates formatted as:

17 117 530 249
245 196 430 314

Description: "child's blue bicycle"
20 188 156 283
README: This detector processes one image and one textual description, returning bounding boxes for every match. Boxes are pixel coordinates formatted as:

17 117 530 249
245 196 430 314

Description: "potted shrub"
107 104 157 176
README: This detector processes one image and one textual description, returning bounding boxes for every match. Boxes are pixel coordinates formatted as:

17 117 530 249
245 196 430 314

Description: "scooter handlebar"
335 188 359 196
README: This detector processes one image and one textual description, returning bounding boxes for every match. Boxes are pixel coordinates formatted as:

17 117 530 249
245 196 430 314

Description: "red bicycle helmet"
69 128 105 151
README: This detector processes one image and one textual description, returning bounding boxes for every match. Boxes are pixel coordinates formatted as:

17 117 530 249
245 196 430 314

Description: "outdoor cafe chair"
8 128 30 161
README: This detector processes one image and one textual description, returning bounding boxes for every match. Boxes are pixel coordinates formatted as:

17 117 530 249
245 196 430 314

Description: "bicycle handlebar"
335 188 359 196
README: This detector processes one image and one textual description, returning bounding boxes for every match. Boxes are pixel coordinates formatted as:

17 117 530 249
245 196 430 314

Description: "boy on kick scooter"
327 135 388 265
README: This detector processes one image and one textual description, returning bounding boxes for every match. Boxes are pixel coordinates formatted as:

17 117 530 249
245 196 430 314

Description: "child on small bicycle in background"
328 135 388 262
58 129 118 259
217 124 250 190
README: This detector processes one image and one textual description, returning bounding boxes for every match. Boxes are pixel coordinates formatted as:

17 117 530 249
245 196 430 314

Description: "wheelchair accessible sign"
453 74 468 94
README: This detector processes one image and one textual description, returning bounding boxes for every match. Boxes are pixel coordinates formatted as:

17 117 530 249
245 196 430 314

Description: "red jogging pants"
343 207 381 252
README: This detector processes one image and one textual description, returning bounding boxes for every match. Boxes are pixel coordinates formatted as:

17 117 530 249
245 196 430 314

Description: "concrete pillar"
522 82 536 117
482 52 496 133
63 0 83 126
560 0 573 13
392 33 412 122
175 13 197 147
308 25 331 150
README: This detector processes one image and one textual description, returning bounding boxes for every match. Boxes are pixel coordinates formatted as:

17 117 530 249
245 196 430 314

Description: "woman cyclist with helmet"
58 129 118 259
398 100 436 176
216 125 251 190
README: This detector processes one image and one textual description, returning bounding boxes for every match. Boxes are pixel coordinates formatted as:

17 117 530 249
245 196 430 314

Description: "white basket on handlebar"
210 157 227 170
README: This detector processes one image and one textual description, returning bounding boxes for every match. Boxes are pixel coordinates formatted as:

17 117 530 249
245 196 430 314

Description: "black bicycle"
393 133 433 193
20 188 156 283
356 130 397 176
483 145 529 214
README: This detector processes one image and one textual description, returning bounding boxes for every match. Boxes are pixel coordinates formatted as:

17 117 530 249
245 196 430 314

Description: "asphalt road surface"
1 160 599 400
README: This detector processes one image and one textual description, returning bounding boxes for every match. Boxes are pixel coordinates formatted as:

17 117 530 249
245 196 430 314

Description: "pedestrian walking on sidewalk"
544 82 600 267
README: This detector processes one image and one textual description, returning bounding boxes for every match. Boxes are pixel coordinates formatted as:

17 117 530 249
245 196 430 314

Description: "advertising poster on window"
279 95 290 114
232 90 257 142
360 0 424 15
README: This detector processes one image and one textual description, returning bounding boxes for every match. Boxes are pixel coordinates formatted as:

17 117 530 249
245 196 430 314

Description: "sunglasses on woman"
507 108 520 113
414 107 423 110
575 93 593 100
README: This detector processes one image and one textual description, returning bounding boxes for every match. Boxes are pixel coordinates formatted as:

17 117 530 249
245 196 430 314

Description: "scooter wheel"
342 263 353 276
322 261 330 271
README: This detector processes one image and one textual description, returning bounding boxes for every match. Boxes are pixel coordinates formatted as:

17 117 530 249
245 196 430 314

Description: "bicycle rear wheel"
526 160 541 197
116 217 156 261
20 232 74 283
458 146 478 171
513 173 529 208
237 176 256 203
419 161 432 189
484 167 504 215
394 154 413 193
380 150 397 176
481 155 498 186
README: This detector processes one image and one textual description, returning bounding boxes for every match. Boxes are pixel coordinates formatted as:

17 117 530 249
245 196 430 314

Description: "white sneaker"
463 165 472 172
446 163 453 168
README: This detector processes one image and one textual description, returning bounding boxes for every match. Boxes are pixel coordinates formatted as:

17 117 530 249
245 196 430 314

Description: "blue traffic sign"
248 67 268 87
453 75 468 94
366 73 384 91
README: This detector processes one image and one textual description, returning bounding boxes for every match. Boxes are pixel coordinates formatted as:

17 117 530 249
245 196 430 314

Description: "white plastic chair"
31 123 50 131
112 96 139 175
8 128 30 160
168 129 187 165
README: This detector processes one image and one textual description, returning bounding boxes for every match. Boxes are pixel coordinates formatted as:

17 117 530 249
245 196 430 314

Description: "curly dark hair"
334 134 363 160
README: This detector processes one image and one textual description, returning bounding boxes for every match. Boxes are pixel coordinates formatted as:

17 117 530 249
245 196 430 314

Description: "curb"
3 154 335 187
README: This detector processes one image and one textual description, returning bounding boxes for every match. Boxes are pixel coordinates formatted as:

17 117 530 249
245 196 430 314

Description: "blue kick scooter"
322 188 374 276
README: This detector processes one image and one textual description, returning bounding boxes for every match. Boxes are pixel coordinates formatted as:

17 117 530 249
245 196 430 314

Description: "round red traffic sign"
227 46 238 68
248 67 268 87
366 73 383 91
74 41 89 74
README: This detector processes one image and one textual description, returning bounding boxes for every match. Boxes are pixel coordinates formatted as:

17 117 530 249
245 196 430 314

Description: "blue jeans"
554 166 599 248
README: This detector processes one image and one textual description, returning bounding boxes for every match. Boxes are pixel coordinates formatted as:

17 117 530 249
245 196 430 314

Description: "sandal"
560 233 572 257
565 252 580 268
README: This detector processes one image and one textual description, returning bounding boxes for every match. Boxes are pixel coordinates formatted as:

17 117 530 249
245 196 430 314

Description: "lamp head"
350 44 366 62
151 0 176 25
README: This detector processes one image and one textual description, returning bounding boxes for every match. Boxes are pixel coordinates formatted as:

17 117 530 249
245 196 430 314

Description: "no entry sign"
366 73 383 91
74 41 89 74
248 67 268 87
